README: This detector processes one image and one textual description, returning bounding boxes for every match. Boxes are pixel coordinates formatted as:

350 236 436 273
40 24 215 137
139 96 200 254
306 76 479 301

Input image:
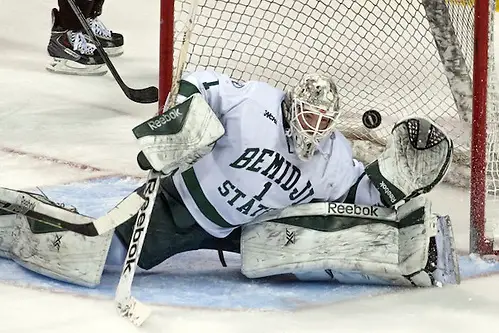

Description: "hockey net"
159 0 499 255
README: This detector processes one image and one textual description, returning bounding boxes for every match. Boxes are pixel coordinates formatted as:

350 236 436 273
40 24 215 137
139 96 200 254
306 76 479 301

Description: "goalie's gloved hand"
137 151 180 177
365 117 453 207
133 94 225 176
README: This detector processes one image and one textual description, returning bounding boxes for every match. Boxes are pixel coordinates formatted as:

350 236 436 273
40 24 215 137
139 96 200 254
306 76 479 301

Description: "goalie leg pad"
433 215 460 285
241 197 459 287
1 211 112 287
365 117 453 207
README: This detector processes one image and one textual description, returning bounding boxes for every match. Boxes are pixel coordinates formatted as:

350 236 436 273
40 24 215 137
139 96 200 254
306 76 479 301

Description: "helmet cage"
289 89 340 161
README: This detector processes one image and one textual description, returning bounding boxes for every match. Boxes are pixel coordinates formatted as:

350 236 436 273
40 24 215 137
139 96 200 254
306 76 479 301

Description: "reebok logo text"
379 181 397 204
148 109 182 130
123 178 156 274
328 203 379 217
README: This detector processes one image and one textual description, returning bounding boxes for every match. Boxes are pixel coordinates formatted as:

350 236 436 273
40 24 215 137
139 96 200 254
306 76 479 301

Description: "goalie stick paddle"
66 0 158 104
113 0 200 326
114 171 159 326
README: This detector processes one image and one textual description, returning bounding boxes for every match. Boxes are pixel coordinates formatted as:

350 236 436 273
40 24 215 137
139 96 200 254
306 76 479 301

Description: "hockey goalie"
0 70 459 288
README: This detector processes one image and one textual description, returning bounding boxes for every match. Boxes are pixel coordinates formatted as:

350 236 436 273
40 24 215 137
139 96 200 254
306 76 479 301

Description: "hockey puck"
362 110 382 129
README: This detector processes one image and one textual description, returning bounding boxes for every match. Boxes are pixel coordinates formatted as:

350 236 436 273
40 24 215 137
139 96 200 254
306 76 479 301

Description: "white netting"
170 0 499 246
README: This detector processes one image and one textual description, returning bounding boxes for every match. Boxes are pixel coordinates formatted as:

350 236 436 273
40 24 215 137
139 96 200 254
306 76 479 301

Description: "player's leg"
240 197 459 287
0 179 238 286
0 204 113 287
58 0 95 30
46 0 107 75
113 176 240 270
343 117 458 285
87 0 124 57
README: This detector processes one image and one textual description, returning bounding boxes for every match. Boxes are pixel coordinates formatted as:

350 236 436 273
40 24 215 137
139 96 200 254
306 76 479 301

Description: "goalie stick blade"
116 298 152 327
0 187 100 236
0 187 144 237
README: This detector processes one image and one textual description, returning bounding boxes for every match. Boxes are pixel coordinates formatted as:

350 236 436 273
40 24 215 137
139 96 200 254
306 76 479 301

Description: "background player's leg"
58 0 94 30
46 0 107 75
87 0 125 57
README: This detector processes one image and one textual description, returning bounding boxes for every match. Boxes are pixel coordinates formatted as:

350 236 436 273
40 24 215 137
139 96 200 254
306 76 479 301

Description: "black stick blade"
126 86 158 104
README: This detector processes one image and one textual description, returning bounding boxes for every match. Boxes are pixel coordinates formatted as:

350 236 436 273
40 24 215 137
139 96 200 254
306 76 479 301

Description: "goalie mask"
285 74 341 161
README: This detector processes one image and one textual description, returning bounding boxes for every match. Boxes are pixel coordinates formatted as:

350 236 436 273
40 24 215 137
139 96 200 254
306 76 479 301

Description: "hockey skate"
87 16 124 57
46 8 107 76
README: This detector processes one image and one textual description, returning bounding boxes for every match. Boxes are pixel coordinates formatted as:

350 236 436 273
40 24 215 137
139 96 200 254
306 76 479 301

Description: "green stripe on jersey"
178 80 200 97
181 168 234 228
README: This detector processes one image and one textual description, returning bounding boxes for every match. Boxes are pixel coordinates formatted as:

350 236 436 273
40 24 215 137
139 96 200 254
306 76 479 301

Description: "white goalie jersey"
171 70 383 238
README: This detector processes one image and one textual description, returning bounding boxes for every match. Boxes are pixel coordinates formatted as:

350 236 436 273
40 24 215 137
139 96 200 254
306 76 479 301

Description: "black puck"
362 110 382 129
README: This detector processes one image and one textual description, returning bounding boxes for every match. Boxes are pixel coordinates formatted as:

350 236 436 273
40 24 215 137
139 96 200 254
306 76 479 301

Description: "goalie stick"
113 0 200 326
0 187 144 236
114 172 158 326
66 0 158 104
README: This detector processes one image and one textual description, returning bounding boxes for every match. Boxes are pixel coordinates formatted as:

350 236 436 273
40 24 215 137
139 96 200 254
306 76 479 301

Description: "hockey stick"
114 172 158 325
0 187 144 236
66 0 158 104
113 0 199 326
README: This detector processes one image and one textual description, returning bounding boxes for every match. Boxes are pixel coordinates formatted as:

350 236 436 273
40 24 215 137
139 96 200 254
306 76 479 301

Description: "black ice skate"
87 17 124 57
46 8 107 76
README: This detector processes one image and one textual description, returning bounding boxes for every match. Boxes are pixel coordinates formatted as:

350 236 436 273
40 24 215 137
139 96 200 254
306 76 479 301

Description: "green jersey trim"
181 168 234 228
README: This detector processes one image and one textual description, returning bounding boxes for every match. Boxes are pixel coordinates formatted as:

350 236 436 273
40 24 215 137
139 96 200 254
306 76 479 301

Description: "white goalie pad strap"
2 214 112 287
365 117 453 207
241 197 436 287
133 93 225 175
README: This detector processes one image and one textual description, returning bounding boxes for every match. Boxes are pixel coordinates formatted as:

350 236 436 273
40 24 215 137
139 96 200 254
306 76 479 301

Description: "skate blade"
46 58 108 76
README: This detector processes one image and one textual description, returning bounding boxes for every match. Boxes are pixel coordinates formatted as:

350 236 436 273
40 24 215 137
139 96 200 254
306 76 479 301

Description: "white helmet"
285 74 341 161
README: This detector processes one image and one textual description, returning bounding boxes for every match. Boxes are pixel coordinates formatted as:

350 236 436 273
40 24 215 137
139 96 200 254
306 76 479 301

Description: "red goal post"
158 0 499 256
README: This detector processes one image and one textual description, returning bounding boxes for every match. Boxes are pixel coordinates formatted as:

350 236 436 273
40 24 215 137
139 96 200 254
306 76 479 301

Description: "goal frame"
158 0 498 256
470 0 494 255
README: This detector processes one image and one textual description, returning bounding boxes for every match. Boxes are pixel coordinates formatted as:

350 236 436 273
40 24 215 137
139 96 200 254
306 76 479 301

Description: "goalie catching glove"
365 117 453 207
133 93 225 175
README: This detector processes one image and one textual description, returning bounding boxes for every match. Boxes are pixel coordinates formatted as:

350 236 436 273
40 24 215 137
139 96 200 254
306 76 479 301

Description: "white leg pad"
241 197 449 287
1 213 112 287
